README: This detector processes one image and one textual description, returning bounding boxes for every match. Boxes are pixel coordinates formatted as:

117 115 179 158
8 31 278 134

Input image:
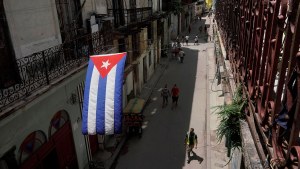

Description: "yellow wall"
206 0 212 9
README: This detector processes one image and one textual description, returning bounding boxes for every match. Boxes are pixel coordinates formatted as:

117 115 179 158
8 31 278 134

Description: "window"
0 0 20 89
19 131 47 163
49 110 69 136
147 24 152 41
55 0 83 42
148 0 150 7
118 38 126 52
118 38 129 66
132 33 140 60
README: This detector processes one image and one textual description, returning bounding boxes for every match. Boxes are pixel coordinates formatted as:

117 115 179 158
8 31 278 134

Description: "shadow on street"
113 16 212 169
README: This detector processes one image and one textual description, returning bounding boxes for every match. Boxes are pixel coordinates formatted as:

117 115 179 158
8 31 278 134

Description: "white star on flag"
101 60 111 69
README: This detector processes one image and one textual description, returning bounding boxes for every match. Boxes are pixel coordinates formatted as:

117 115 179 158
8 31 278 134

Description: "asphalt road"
113 16 227 169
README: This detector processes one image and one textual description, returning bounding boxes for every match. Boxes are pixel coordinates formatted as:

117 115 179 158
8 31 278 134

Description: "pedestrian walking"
185 128 198 161
204 25 207 34
185 35 189 46
171 84 180 109
188 25 191 34
199 26 202 34
178 48 185 63
194 35 199 45
176 40 181 48
161 84 171 107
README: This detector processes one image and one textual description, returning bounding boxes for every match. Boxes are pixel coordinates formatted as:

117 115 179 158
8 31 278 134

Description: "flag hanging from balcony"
82 53 127 135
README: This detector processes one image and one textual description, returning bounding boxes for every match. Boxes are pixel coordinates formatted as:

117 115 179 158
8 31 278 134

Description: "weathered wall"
3 0 107 59
95 0 107 14
3 0 61 59
164 18 170 46
0 68 88 168
136 0 148 8
149 20 157 75
152 0 162 12
81 0 95 26
170 14 179 40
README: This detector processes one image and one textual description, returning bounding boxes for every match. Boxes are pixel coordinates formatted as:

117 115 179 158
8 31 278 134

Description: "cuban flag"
82 52 127 135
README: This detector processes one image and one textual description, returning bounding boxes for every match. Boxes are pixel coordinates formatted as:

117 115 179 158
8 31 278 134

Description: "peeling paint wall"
0 68 88 168
3 0 107 59
3 0 61 59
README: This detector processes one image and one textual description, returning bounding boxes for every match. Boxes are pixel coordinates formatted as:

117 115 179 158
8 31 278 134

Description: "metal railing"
0 31 113 114
216 0 300 168
107 7 152 28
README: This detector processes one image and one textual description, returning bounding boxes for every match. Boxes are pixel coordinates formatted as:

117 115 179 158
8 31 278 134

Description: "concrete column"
113 39 118 50
152 20 158 66
127 35 133 63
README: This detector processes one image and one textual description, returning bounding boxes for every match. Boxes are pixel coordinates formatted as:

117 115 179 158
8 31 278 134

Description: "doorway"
143 57 147 83
55 0 83 42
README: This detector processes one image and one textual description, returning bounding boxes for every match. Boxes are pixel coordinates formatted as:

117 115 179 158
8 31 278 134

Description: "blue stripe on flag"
97 76 107 134
82 60 95 134
114 56 126 134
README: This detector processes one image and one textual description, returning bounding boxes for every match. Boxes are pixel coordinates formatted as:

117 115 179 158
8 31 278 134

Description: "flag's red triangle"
91 53 126 78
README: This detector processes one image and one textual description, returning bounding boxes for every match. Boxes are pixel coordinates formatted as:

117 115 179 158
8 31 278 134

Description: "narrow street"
113 15 229 169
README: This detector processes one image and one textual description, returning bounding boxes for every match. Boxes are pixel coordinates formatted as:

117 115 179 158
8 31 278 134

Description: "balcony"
0 30 113 116
107 7 152 29
181 0 194 4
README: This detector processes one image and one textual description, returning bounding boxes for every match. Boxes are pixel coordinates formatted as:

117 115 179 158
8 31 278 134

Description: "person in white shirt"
185 35 189 46
194 36 199 45
178 48 185 63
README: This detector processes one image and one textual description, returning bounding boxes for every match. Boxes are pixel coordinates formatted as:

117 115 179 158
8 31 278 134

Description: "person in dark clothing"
184 128 198 158
199 26 202 34
161 84 171 107
171 84 180 109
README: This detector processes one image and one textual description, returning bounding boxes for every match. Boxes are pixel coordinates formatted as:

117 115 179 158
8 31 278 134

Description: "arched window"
18 130 47 164
48 110 69 136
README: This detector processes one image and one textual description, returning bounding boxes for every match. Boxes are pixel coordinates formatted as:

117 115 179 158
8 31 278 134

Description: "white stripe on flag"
88 66 100 134
105 66 116 134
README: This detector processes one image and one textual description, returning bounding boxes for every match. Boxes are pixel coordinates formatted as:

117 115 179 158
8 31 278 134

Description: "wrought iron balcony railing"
0 31 113 115
107 7 152 28
215 0 300 168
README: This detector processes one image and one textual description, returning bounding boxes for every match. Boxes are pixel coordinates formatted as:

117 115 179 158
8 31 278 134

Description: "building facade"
0 0 171 168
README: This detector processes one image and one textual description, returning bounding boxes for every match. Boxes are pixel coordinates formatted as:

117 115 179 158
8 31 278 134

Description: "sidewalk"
138 58 169 103
197 14 231 169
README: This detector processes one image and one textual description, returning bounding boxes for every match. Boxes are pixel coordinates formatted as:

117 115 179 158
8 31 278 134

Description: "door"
53 122 78 169
42 149 60 169
129 0 137 22
55 0 82 42
89 135 99 156
112 0 125 27
0 0 20 89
